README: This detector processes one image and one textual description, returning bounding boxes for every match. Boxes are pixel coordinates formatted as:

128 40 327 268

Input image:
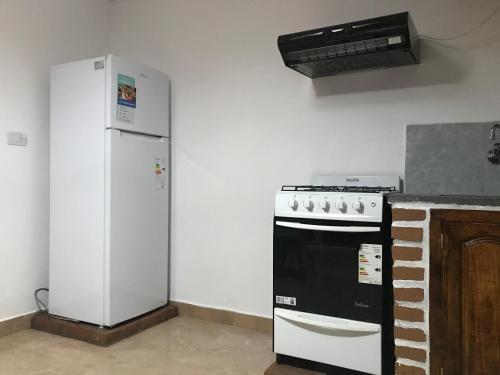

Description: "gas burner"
282 185 397 193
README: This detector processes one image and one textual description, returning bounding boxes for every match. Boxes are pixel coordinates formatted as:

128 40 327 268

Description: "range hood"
277 12 420 78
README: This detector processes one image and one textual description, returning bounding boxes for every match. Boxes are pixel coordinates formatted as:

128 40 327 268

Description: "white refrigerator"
49 55 170 327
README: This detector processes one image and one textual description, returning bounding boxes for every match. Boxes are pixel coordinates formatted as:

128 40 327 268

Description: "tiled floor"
0 316 275 375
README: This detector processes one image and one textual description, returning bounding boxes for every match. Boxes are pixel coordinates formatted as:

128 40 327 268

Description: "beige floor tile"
0 317 275 375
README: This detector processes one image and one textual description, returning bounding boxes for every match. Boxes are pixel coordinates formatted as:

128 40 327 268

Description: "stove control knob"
303 199 314 211
335 200 347 212
288 198 298 210
352 201 364 213
319 199 330 212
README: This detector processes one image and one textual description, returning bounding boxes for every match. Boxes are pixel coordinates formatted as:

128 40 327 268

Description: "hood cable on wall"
417 5 500 41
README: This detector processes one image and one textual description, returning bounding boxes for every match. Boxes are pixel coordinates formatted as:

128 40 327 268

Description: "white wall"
2 0 500 322
109 0 500 318
0 0 110 321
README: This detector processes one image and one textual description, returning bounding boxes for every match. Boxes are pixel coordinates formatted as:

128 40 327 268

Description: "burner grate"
282 185 396 193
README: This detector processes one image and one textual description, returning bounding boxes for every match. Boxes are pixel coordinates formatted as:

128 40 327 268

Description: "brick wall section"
392 246 423 261
394 327 427 342
391 227 423 242
395 346 427 363
391 208 428 374
394 305 424 322
394 287 424 302
393 267 425 281
395 363 426 375
392 208 427 221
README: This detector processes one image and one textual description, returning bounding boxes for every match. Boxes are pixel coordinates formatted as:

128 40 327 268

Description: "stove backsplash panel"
405 122 500 196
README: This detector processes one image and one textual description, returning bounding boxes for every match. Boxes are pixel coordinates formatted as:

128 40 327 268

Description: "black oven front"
273 216 391 324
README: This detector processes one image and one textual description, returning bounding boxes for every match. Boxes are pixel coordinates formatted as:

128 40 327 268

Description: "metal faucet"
488 124 500 164
490 123 500 140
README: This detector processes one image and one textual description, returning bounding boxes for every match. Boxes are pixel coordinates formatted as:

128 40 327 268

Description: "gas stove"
275 176 399 223
273 176 400 375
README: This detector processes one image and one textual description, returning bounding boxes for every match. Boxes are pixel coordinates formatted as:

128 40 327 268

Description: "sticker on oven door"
154 158 167 190
276 296 296 306
117 73 136 124
358 244 382 285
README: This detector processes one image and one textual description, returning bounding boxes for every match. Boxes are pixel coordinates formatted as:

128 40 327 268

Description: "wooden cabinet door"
431 217 500 375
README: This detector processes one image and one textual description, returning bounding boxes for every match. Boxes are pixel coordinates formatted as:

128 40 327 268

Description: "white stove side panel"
275 192 384 223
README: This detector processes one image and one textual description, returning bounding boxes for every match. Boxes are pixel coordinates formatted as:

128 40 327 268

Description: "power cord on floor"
34 288 49 314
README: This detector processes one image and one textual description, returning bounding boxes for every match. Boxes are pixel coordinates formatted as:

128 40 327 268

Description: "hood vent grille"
278 12 420 78
286 36 396 63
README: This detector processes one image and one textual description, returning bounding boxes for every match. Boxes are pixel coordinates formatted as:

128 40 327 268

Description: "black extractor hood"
277 12 420 78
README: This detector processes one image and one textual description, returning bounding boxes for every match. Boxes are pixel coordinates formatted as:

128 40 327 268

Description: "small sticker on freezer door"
276 296 296 306
154 158 167 190
117 73 136 123
358 244 383 285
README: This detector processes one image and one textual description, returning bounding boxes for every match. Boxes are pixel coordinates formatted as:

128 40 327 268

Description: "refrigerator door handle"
118 130 165 142
274 308 380 335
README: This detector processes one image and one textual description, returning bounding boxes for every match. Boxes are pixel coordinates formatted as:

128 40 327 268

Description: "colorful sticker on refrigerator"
276 296 296 306
358 243 383 285
154 158 167 190
117 74 136 123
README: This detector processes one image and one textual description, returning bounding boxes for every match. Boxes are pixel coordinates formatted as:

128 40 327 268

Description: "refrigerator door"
106 55 170 137
104 129 169 326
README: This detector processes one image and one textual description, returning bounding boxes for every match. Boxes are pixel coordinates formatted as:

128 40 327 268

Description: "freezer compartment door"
106 55 170 137
105 129 169 326
274 308 382 375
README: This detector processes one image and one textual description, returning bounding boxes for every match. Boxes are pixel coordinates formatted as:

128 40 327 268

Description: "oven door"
273 216 385 323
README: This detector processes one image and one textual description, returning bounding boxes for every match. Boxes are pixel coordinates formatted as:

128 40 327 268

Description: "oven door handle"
275 221 380 233
274 308 380 334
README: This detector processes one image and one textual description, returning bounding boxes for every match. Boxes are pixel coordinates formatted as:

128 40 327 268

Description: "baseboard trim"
0 312 35 338
171 301 272 335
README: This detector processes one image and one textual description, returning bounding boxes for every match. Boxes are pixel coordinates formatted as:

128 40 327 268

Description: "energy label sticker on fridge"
117 73 136 124
155 158 167 190
358 243 383 285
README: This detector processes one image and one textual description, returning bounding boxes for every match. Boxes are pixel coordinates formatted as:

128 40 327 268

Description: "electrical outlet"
7 131 28 146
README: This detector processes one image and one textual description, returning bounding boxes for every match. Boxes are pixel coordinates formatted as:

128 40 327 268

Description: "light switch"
7 132 28 146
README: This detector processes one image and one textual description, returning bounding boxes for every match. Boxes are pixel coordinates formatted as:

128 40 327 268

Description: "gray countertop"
388 193 500 207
